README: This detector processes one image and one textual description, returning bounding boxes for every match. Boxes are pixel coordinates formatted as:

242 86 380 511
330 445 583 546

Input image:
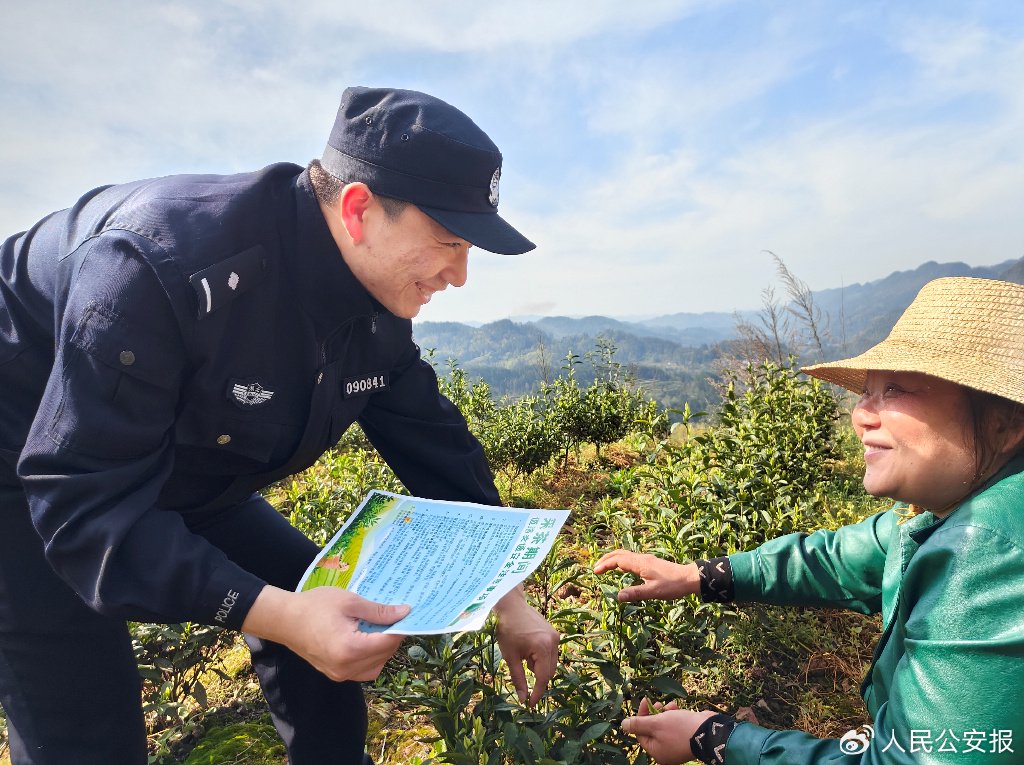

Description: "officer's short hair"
308 160 408 221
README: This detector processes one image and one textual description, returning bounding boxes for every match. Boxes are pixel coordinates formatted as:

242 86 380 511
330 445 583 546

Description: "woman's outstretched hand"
621 698 717 765
593 550 700 602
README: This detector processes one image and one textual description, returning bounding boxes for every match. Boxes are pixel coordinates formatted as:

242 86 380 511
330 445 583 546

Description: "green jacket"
724 456 1024 764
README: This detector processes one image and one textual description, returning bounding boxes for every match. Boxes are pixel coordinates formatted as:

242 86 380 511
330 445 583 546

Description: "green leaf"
579 721 611 744
598 662 624 685
648 676 688 697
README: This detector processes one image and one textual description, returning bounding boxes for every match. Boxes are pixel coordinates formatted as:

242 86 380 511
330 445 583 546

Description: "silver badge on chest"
229 380 275 408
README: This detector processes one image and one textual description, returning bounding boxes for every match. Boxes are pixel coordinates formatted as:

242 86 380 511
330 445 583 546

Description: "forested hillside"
415 256 1024 412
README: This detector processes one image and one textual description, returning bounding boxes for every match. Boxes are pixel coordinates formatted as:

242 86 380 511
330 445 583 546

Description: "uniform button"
216 434 232 445
316 372 324 384
119 350 136 366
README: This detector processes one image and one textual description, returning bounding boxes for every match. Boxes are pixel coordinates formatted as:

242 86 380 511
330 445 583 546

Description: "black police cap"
321 86 535 255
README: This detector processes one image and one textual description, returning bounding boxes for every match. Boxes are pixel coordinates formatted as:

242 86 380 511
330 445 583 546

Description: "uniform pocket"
68 302 175 388
174 405 289 467
48 301 183 460
50 346 174 459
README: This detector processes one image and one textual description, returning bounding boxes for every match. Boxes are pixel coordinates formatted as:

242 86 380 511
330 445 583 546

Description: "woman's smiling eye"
860 382 907 403
882 384 903 398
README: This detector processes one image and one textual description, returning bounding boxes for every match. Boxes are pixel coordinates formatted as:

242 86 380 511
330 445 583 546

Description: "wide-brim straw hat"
802 277 1024 406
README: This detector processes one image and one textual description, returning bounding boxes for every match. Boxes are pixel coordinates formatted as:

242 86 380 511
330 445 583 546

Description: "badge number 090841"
343 372 389 398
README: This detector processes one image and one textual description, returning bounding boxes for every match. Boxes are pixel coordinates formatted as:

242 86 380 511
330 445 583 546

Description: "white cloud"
460 7 1024 320
272 0 711 52
3 2 1024 323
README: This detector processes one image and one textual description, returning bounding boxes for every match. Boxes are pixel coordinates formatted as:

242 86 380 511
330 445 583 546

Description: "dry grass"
685 605 880 738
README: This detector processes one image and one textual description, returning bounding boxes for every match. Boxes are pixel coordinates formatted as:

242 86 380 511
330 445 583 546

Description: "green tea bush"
578 381 658 459
633 359 841 563
542 346 662 463
278 440 406 546
541 354 587 464
577 340 666 457
134 352 856 765
430 343 665 481
0 705 8 762
480 395 562 482
376 358 847 764
435 357 498 435
131 621 234 761
377 559 656 765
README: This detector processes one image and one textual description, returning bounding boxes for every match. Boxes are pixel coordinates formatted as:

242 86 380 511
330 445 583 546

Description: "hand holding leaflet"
296 490 570 635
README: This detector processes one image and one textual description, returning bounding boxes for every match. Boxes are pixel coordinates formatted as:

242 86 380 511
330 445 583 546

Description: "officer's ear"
339 182 373 244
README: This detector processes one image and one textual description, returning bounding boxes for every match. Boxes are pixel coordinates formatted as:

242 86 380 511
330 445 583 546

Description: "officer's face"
352 201 471 319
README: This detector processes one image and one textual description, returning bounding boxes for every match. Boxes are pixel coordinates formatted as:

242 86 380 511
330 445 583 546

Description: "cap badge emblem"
488 167 501 208
228 272 240 290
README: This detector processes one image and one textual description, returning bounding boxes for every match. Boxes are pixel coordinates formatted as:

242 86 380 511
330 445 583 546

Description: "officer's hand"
593 549 700 602
621 698 717 765
493 587 559 706
243 585 410 682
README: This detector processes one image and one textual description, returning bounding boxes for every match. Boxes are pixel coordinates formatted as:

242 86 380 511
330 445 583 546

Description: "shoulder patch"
189 245 267 318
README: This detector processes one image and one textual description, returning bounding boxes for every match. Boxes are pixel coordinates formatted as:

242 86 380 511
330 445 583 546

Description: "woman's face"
851 371 977 512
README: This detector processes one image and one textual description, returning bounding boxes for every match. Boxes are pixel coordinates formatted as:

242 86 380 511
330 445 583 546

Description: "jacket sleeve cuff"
196 561 266 630
714 720 772 765
690 713 737 764
697 556 735 602
726 550 759 602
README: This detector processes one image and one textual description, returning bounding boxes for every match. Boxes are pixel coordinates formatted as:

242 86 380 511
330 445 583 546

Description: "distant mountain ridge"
414 257 1024 411
810 258 1022 355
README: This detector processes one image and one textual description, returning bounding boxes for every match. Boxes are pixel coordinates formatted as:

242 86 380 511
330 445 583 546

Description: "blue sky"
3 1 1023 323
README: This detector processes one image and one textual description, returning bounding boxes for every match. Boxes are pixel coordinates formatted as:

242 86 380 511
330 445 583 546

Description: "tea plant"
272 439 406 546
367 358 854 764
631 360 841 564
0 706 8 762
131 621 234 761
428 342 663 482
480 395 562 483
92 350 876 765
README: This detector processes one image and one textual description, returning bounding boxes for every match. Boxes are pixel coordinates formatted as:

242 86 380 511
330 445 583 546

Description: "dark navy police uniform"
0 163 499 763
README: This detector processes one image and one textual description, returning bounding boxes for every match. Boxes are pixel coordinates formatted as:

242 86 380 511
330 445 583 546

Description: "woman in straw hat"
595 276 1024 764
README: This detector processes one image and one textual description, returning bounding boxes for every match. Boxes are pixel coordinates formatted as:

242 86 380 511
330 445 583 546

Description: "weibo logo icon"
839 724 874 755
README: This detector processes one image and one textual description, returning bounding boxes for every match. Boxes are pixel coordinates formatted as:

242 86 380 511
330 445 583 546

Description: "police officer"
0 87 559 764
